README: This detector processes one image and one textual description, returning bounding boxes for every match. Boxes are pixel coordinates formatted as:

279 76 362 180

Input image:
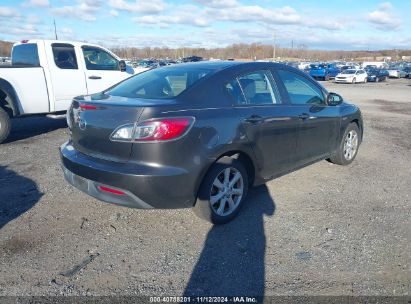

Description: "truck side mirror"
119 60 126 72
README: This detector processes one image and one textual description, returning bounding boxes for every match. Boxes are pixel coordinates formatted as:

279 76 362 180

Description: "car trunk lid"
68 94 175 162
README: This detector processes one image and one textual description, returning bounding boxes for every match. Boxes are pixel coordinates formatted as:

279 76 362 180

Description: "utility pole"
54 19 58 40
272 31 276 61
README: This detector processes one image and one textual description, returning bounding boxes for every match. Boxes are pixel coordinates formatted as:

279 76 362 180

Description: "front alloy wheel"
329 122 361 166
343 130 359 161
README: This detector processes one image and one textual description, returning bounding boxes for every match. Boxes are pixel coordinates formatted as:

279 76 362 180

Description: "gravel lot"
0 78 410 297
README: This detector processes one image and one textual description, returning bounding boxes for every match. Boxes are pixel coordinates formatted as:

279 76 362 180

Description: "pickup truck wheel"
330 123 360 166
0 107 11 144
193 157 248 224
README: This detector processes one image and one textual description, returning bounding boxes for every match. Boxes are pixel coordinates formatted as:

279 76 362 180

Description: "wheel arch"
350 118 363 142
0 78 20 117
193 149 258 207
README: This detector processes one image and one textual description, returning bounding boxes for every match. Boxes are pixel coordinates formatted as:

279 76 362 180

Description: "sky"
0 0 410 50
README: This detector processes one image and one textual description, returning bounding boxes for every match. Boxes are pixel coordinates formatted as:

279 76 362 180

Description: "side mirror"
327 92 343 106
119 60 127 72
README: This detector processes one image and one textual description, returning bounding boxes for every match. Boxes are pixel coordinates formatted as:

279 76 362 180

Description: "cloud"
26 0 50 7
0 6 19 17
8 24 41 36
367 2 401 30
50 0 102 22
133 3 301 28
108 0 165 14
135 13 208 27
110 9 119 17
134 4 209 27
193 0 238 8
306 20 344 31
207 5 301 24
378 2 393 10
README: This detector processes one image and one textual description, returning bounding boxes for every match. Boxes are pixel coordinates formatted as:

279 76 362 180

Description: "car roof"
159 60 287 72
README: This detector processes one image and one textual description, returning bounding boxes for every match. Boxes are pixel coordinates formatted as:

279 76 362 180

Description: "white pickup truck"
0 39 148 143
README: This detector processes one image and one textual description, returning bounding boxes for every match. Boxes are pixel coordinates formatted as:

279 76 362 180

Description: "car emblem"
78 118 87 130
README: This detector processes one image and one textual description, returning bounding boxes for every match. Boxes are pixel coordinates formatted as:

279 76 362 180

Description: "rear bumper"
60 141 195 209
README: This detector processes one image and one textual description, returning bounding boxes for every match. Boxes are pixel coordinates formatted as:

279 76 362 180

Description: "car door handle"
88 75 102 80
244 115 263 123
298 113 310 120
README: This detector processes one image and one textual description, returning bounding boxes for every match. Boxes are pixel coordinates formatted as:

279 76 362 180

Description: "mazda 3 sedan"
61 61 363 224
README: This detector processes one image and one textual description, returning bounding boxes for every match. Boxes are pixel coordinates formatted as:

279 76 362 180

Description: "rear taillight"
110 117 194 142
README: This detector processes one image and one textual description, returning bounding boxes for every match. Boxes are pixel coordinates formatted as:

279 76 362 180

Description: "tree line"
108 43 411 61
1 39 410 61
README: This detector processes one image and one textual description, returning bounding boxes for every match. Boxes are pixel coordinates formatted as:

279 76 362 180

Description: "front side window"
11 43 40 67
52 43 78 69
277 70 324 105
107 66 213 99
236 71 280 105
82 46 119 70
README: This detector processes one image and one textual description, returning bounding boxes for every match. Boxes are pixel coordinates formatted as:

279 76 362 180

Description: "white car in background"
335 69 368 84
387 67 407 78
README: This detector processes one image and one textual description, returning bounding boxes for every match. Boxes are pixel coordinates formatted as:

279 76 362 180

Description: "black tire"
352 77 356 84
329 123 360 166
193 157 249 224
0 107 11 144
325 75 330 81
376 77 379 83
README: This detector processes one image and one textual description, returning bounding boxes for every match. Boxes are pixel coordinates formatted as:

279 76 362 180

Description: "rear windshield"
12 43 40 67
342 70 356 74
107 66 213 99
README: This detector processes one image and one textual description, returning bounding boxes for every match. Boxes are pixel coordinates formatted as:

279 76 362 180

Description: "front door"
276 69 339 166
81 45 133 94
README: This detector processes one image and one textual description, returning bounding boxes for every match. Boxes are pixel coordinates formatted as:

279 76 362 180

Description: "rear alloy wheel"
330 123 360 166
193 157 248 224
0 107 11 144
352 77 356 84
364 77 367 83
376 77 379 83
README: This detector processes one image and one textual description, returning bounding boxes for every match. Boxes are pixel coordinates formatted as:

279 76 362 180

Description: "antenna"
54 19 58 40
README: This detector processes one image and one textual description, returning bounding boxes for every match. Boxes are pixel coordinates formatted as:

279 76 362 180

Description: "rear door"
275 69 339 166
81 45 132 94
47 43 88 111
230 70 299 178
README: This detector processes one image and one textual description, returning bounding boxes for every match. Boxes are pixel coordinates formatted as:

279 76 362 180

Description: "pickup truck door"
81 46 134 94
47 43 88 112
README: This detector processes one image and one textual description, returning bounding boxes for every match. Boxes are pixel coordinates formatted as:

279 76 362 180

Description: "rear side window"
225 79 246 104
52 43 78 69
82 46 119 71
107 66 213 99
236 71 280 105
11 44 40 67
277 70 324 105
